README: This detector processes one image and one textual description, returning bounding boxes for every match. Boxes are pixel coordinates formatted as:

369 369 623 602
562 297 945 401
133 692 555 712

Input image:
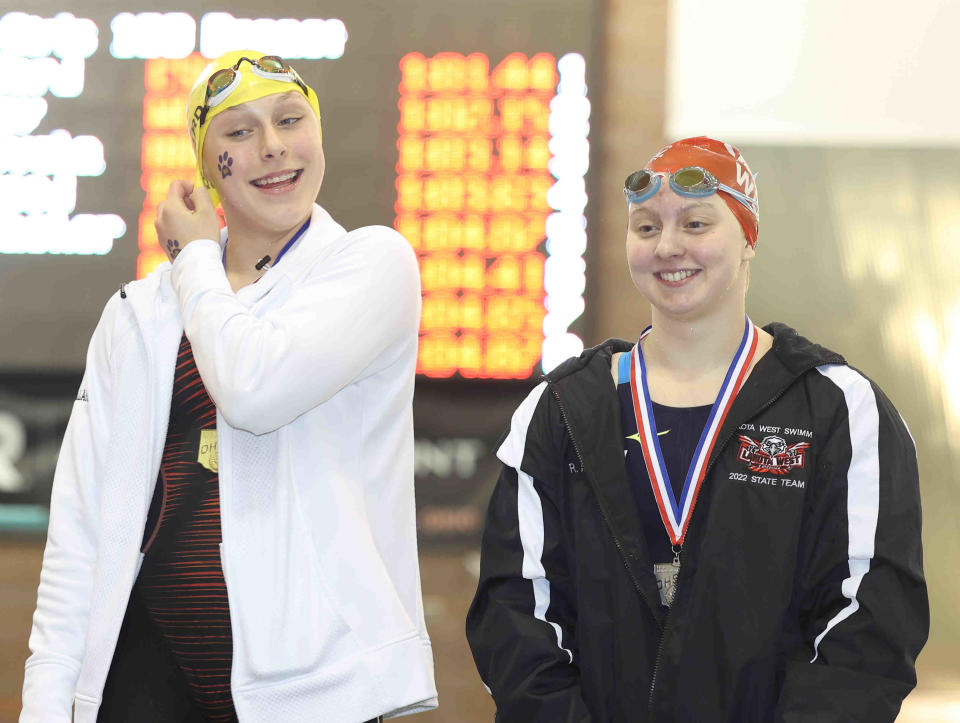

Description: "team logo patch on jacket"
737 435 810 475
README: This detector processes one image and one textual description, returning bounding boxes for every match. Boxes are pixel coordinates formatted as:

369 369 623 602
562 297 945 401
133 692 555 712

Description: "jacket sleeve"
776 365 928 722
21 294 119 722
170 226 420 435
466 383 592 723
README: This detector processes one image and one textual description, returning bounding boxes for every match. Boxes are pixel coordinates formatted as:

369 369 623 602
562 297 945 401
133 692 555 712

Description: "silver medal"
654 561 680 607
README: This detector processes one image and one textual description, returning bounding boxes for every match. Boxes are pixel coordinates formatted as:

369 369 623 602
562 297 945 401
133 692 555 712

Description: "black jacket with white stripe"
466 323 927 722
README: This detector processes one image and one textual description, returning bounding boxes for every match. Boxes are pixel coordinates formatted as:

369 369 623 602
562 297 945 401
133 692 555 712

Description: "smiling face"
625 186 755 322
201 90 324 238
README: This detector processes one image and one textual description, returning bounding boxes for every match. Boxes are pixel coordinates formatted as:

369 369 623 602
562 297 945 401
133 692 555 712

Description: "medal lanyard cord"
220 217 312 269
629 316 759 548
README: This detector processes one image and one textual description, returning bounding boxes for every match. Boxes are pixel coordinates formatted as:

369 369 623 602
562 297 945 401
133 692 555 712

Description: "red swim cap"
645 136 759 248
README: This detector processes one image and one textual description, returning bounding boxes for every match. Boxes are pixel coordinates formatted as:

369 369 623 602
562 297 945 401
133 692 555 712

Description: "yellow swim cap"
186 50 322 206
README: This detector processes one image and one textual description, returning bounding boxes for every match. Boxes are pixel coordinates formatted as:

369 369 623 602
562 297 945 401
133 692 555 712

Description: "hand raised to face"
155 180 221 263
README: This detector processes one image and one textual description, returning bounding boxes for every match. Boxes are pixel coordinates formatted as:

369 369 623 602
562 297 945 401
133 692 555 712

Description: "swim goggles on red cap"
623 166 758 216
194 55 309 128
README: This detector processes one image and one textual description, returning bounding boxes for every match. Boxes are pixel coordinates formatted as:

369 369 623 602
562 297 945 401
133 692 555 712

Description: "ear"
741 238 756 262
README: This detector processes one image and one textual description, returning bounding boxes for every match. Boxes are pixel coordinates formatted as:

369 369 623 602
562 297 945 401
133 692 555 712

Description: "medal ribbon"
629 316 758 546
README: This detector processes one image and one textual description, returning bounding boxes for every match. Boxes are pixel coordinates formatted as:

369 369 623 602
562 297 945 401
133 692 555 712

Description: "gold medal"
197 429 218 473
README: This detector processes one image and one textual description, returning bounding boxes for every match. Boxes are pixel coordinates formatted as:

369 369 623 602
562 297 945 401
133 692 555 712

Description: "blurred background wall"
1 0 957 720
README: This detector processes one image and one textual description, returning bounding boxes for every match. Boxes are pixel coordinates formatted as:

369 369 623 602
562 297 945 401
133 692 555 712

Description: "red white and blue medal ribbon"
629 316 759 547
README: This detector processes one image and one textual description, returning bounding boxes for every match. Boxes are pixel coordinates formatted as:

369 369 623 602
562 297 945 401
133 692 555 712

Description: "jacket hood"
546 322 845 387
765 321 845 372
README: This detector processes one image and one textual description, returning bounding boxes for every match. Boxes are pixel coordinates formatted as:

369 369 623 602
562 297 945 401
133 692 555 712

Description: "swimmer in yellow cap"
22 51 436 721
157 50 327 289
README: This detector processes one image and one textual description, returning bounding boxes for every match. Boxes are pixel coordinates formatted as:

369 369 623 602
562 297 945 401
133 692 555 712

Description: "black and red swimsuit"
128 334 237 720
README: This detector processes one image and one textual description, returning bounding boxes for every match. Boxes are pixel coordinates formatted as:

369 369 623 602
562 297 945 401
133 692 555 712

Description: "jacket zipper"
216 410 230 562
124 281 181 567
645 367 822 713
544 378 665 626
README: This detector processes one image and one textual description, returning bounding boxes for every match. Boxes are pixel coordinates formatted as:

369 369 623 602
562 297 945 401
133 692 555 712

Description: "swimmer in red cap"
468 137 927 721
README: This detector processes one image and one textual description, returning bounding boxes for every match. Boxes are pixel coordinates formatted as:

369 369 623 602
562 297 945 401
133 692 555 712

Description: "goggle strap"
717 182 759 216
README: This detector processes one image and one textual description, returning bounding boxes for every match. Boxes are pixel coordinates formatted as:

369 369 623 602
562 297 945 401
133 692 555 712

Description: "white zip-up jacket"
22 204 438 722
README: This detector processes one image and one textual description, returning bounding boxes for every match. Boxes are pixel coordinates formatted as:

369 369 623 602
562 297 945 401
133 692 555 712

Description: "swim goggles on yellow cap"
195 55 308 127
623 167 758 216
187 50 321 206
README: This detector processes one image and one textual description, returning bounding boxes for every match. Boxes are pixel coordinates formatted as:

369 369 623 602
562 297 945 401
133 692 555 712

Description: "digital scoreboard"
397 51 588 378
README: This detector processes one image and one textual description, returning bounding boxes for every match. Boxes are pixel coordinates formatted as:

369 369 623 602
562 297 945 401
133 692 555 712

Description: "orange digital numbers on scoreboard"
397 51 558 379
137 55 217 279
